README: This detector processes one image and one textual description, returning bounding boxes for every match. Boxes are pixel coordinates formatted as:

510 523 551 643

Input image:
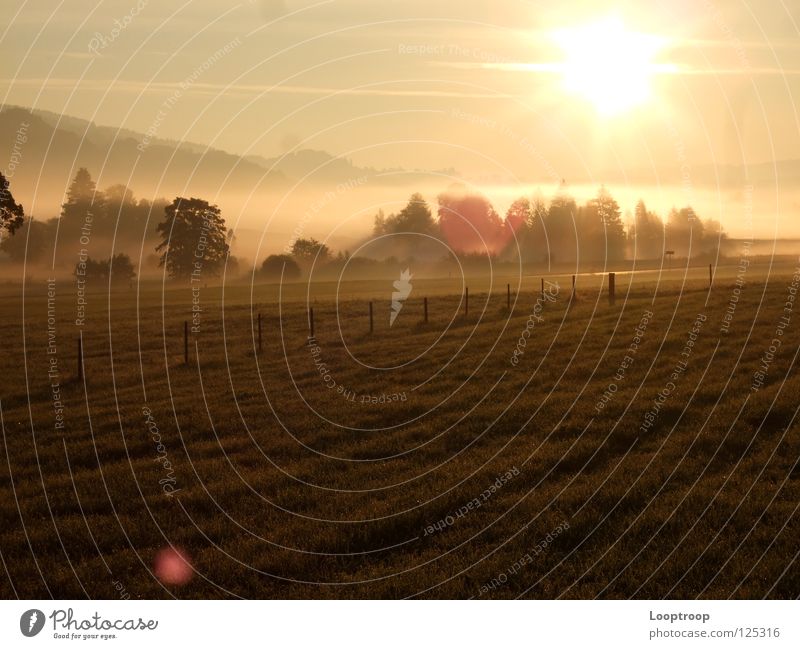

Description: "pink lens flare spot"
437 185 525 255
154 547 193 585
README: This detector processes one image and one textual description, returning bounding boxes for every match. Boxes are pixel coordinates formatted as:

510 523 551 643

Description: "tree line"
0 168 235 283
0 168 727 284
373 185 725 264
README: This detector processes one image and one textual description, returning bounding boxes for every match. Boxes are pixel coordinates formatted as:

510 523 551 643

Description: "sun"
552 17 673 116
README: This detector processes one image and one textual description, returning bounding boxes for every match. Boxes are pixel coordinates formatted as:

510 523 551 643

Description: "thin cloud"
433 60 800 76
0 77 512 98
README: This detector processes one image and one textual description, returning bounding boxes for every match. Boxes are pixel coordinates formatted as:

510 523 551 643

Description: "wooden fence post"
571 275 576 301
309 307 315 338
608 272 616 306
541 277 544 298
709 263 713 288
184 321 188 365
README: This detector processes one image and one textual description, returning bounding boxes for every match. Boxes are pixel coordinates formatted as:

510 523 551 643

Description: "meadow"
0 260 798 599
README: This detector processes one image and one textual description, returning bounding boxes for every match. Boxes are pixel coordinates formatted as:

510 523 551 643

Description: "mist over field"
2 105 799 282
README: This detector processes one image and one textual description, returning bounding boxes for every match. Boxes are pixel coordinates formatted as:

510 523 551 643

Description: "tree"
504 197 537 261
104 184 136 207
0 217 51 263
515 194 549 264
583 186 625 261
543 191 578 264
135 197 169 245
392 193 436 233
110 253 137 283
261 253 301 280
74 253 136 283
101 184 143 247
667 206 704 257
75 256 104 280
102 184 136 227
291 237 330 263
57 168 104 263
629 200 664 259
61 168 104 227
437 185 505 254
156 197 229 279
699 217 727 258
373 209 387 235
531 195 548 229
0 171 24 236
505 197 533 232
374 194 437 235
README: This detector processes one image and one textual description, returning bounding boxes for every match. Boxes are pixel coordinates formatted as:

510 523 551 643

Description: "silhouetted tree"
393 193 436 233
667 206 704 257
0 171 24 236
699 217 727 258
374 194 437 235
505 197 533 233
156 197 229 279
543 191 578 264
629 199 664 259
581 186 625 261
516 194 548 264
0 217 51 263
532 196 548 227
291 237 330 263
74 253 136 283
135 197 169 245
104 184 136 208
101 184 143 247
373 209 387 235
261 253 301 280
505 196 541 262
102 184 135 223
61 168 104 239
110 253 137 282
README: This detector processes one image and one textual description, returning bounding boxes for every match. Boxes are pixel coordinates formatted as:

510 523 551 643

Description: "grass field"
1 260 799 599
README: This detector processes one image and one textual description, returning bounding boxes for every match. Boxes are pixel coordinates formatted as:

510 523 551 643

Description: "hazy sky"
2 0 800 236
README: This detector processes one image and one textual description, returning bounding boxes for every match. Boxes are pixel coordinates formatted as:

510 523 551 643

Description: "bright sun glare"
553 17 674 116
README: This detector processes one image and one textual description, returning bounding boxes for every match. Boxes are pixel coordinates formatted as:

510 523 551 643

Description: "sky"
2 0 800 238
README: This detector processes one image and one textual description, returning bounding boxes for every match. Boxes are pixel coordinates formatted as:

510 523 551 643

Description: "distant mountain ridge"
24 106 385 181
0 106 286 217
